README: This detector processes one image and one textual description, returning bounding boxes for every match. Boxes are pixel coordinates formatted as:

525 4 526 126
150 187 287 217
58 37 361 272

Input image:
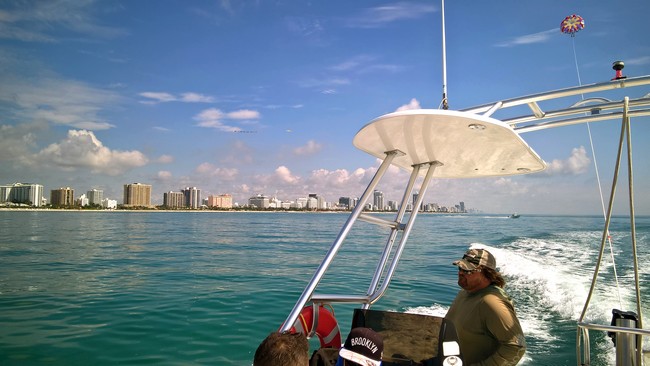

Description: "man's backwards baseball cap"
339 327 383 366
453 248 496 271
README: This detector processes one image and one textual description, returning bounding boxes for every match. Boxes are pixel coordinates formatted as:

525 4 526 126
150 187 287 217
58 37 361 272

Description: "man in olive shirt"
445 248 526 366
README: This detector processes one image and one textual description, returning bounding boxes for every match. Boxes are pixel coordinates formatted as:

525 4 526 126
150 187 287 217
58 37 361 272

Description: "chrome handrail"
279 150 401 332
578 322 650 337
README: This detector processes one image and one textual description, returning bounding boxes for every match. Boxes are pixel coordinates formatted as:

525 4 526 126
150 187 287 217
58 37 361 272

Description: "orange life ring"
291 304 342 348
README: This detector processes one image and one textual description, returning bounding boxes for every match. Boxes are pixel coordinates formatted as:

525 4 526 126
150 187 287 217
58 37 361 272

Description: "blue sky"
1 0 649 215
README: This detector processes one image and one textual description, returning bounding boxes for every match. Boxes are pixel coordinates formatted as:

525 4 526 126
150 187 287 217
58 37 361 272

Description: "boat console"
350 309 463 366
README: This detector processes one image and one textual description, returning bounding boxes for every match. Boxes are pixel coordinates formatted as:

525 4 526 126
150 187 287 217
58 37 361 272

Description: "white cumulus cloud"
396 98 421 111
545 146 591 175
34 130 148 175
276 166 300 184
293 140 322 156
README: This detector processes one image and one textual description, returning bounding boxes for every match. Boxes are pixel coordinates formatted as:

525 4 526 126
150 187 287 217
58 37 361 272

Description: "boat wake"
404 231 649 365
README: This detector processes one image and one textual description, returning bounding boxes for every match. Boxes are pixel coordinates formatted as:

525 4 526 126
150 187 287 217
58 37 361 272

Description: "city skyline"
1 181 471 212
1 1 649 215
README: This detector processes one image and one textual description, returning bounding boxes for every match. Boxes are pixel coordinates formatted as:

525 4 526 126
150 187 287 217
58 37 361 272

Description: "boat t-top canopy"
352 109 546 178
282 75 650 365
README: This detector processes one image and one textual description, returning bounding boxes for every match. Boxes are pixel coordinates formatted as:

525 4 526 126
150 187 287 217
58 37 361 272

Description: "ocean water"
0 211 648 366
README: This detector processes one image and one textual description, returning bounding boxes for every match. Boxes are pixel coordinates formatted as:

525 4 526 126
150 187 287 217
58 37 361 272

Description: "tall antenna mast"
441 0 449 110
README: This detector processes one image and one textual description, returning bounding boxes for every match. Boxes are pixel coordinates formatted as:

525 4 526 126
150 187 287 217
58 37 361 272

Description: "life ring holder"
291 303 342 349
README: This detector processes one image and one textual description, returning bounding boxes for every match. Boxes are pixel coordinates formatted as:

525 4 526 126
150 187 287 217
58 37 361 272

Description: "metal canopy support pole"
370 161 441 303
623 97 643 364
362 163 422 310
578 111 626 324
577 327 590 366
280 150 402 332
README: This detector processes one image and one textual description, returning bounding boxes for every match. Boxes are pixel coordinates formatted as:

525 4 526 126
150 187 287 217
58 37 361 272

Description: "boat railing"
578 322 650 338
459 75 650 134
577 322 650 366
571 95 646 366
461 75 650 115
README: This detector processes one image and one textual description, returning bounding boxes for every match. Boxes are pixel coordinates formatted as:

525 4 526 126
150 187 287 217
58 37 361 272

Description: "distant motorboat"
510 213 520 219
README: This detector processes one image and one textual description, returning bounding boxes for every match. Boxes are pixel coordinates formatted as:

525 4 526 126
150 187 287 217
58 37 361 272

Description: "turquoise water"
1 211 648 365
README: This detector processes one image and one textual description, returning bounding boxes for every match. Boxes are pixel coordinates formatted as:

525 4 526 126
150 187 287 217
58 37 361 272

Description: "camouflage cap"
453 248 496 270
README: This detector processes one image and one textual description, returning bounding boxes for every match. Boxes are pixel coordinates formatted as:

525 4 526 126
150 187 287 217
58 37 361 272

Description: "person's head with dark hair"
254 331 309 366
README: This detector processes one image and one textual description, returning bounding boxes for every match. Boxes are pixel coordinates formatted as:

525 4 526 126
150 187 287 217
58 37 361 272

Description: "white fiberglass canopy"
353 109 546 178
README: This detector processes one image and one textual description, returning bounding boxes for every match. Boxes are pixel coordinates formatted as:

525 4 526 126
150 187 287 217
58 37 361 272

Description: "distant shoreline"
0 207 469 214
1 209 644 217
0 208 295 213
0 207 350 213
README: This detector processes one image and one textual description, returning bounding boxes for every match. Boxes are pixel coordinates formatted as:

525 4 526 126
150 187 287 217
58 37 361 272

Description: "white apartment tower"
0 183 44 207
87 189 104 206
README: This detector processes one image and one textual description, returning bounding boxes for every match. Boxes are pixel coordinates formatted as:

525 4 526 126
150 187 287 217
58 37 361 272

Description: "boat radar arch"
353 109 546 178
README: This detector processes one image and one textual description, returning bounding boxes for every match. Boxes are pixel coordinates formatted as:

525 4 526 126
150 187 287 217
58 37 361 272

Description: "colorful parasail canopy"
561 14 585 36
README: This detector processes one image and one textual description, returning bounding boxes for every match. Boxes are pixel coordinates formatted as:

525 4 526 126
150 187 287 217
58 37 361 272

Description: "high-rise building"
77 194 89 207
0 183 44 207
352 197 359 209
207 194 233 209
87 189 104 206
295 197 308 209
308 194 325 209
163 191 185 208
182 187 201 209
269 196 282 208
123 183 152 207
306 196 319 209
373 190 384 211
248 194 269 209
338 196 352 209
51 187 75 207
412 192 424 211
387 200 398 211
102 198 117 209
